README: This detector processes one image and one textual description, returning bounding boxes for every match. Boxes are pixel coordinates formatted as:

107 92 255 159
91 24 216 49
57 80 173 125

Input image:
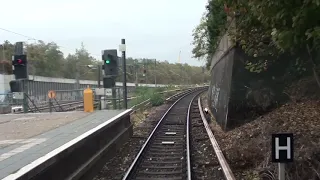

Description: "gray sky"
0 0 207 66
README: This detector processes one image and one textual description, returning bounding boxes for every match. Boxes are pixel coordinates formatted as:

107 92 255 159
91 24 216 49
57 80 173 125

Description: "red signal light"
17 59 22 64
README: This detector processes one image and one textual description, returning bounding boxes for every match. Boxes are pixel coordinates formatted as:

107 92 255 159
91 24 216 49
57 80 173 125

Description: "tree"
192 14 210 60
192 0 227 69
193 0 320 84
0 41 15 74
1 40 209 85
223 0 320 86
26 41 64 77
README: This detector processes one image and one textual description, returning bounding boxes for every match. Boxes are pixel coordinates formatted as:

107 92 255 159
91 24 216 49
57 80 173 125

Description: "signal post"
102 49 118 109
9 42 29 113
101 39 128 110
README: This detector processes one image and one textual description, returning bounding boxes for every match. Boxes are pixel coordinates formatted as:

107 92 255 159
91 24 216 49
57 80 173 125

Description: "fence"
0 82 197 114
0 87 124 113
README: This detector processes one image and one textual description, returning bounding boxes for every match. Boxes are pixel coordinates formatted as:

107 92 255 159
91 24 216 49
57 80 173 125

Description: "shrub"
150 93 164 106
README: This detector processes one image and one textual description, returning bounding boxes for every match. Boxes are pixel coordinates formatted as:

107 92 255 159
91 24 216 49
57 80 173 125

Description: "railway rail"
122 89 202 180
190 97 235 180
122 88 235 180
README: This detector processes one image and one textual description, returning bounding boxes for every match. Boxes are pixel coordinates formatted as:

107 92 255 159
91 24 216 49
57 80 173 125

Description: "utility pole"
120 39 127 109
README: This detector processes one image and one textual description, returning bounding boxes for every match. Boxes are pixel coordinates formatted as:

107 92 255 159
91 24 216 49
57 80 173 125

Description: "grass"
128 86 177 108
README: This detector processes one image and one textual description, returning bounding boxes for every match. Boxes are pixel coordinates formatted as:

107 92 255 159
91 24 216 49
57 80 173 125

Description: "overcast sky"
0 0 207 66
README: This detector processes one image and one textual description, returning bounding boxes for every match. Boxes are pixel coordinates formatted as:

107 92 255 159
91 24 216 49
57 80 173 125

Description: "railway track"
122 90 202 180
122 89 235 180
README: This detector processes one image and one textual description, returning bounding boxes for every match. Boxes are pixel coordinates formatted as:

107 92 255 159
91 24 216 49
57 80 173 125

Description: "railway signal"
12 54 28 79
12 55 27 66
102 49 118 77
101 49 118 88
102 77 115 88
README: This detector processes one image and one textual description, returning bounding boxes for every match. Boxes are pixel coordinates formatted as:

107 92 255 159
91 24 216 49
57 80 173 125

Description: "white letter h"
275 137 291 159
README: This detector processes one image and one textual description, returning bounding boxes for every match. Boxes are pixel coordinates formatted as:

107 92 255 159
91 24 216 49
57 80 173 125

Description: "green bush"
130 86 173 107
134 87 150 96
150 93 164 106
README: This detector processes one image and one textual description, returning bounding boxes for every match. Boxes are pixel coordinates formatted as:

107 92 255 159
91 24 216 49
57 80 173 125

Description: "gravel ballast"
93 104 172 180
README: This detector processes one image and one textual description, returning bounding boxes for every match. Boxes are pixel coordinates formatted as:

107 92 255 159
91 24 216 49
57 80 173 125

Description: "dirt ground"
93 103 172 180
201 77 320 180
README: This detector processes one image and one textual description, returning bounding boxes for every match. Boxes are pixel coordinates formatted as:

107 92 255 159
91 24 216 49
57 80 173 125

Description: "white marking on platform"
3 111 76 115
13 117 36 121
0 140 24 145
0 138 47 161
165 132 176 135
162 141 175 144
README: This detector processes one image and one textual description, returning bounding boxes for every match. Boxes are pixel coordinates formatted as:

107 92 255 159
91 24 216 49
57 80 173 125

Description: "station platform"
0 110 127 179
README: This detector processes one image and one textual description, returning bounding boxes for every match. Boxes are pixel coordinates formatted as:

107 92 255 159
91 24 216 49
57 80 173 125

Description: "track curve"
122 89 204 180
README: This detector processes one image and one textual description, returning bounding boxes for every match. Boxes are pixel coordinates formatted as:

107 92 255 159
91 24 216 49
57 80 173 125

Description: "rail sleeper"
122 88 207 180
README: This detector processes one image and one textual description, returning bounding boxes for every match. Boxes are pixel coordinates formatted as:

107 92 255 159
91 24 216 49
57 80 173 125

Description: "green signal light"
105 60 110 64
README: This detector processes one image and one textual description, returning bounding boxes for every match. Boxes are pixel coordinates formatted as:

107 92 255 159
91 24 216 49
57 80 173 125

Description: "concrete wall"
210 32 233 69
208 18 236 130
